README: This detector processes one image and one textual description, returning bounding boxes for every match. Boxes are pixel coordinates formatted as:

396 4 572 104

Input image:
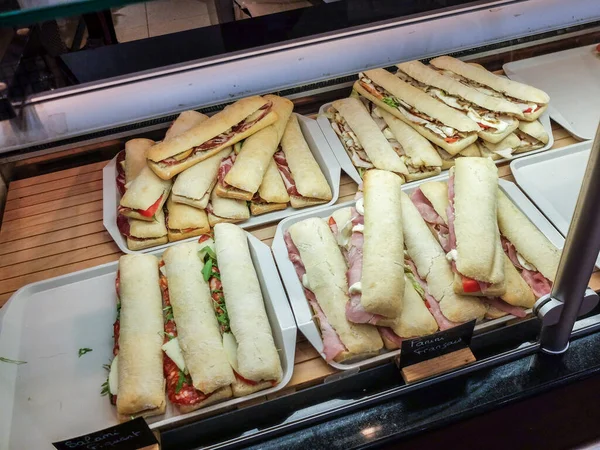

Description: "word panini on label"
52 417 157 450
399 320 476 369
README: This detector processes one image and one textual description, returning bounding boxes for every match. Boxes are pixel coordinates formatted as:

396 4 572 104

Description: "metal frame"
2 0 600 153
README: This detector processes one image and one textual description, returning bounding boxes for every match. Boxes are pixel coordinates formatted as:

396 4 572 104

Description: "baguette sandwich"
121 209 168 251
285 217 383 362
354 68 481 154
159 242 234 412
327 170 404 324
476 133 521 160
326 97 409 178
106 254 166 421
171 148 232 209
206 187 249 226
147 96 278 179
412 181 533 317
250 158 289 215
165 195 210 242
214 224 283 395
429 56 550 121
118 165 172 221
273 114 333 208
362 99 443 180
445 158 506 296
215 95 293 200
396 61 521 143
514 120 549 153
165 110 208 140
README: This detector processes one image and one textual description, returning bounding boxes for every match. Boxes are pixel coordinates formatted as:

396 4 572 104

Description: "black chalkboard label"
399 320 476 368
52 417 157 450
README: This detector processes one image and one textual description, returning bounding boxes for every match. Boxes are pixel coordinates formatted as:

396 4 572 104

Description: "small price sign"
399 320 476 369
53 417 158 450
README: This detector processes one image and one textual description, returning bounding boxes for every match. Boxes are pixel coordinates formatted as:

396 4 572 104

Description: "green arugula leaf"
205 247 217 261
202 258 213 282
78 348 93 358
116 302 121 321
382 97 400 109
357 167 365 179
175 370 186 394
163 305 174 323
405 272 426 298
0 357 27 365
101 379 110 397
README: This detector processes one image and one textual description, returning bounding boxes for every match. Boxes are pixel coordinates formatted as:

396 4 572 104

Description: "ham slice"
411 188 446 225
217 154 236 187
284 231 347 361
274 150 300 196
484 297 527 318
501 237 552 298
116 151 126 196
379 327 403 347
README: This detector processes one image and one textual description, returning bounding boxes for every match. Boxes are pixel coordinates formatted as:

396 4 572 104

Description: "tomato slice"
235 371 258 386
198 234 211 243
523 107 533 113
139 195 163 217
462 276 480 293
445 137 459 143
478 123 491 130
328 217 336 226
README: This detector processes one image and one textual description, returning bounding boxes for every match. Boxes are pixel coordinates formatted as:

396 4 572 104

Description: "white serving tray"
0 232 296 450
272 175 564 371
103 113 341 254
316 101 554 185
511 141 598 267
504 44 600 141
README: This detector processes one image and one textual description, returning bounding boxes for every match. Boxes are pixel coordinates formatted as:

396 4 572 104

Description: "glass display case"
1 1 600 449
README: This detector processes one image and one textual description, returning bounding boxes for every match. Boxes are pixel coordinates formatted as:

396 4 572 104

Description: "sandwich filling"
101 273 122 404
501 237 552 298
437 69 543 115
284 231 348 362
365 102 440 176
357 73 472 143
164 210 202 235
395 70 515 135
157 102 273 167
273 149 326 203
159 261 214 408
327 107 374 172
118 194 164 219
116 151 126 196
116 215 167 242
514 130 545 152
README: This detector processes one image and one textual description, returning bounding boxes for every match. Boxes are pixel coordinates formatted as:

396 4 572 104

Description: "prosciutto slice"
217 154 236 187
284 231 347 361
116 214 131 237
116 151 126 196
274 150 300 196
501 237 552 298
379 327 403 347
411 188 446 225
484 297 527 318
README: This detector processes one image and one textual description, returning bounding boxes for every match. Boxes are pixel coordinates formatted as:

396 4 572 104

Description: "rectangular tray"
510 141 598 266
0 232 297 450
103 113 341 254
271 175 564 371
504 44 600 141
316 101 554 185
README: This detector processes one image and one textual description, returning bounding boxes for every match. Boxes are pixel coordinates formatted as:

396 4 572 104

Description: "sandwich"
274 113 333 208
215 95 293 201
285 217 383 362
250 159 290 215
165 110 208 140
326 97 410 178
206 188 249 226
327 169 405 324
106 254 166 421
146 96 279 180
396 61 521 143
124 209 168 251
362 99 443 180
159 242 234 412
445 158 506 296
353 68 481 154
165 195 210 242
477 133 521 160
497 189 560 299
399 191 487 327
214 224 283 394
412 181 533 317
115 138 155 196
171 148 232 209
514 120 549 153
378 275 439 350
429 56 550 121
118 165 171 221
